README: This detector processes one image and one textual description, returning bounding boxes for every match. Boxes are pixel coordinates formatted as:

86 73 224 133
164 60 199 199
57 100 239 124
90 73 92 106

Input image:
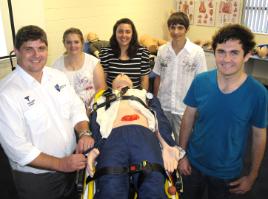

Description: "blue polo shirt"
184 69 268 179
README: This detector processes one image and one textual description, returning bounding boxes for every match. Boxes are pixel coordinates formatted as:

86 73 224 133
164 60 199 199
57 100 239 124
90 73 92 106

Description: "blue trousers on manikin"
94 125 167 199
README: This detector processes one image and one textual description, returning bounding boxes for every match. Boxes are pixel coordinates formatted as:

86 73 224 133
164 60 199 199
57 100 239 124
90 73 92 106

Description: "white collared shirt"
0 66 88 173
153 38 207 115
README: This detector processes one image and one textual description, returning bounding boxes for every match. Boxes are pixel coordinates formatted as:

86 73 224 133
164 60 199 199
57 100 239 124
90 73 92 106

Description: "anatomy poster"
176 0 195 24
216 0 241 26
195 0 216 26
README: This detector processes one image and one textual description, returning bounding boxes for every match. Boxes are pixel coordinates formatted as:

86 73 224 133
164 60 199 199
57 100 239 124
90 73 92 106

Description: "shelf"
250 55 268 62
253 76 268 86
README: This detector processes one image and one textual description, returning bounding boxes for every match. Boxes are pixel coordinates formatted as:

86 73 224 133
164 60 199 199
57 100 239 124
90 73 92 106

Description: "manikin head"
112 73 133 91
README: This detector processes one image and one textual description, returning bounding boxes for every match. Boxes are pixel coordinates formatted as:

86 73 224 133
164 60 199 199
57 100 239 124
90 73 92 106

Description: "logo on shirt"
159 56 168 68
24 96 35 106
182 58 196 72
159 54 172 69
55 84 66 92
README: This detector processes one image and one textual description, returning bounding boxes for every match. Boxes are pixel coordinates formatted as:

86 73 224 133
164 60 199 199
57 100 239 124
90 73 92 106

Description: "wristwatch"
175 146 186 160
78 130 92 139
146 92 154 100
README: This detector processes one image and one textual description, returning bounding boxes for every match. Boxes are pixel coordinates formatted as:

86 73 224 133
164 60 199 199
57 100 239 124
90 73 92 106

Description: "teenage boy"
153 12 207 144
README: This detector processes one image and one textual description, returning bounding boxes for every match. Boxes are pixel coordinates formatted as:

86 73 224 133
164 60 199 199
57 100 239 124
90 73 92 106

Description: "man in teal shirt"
179 24 267 199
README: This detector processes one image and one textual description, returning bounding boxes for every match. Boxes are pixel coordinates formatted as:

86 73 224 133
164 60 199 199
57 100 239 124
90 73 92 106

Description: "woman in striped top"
99 18 151 90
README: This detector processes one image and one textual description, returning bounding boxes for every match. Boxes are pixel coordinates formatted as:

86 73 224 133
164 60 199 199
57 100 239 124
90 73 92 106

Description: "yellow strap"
88 181 94 199
94 89 105 102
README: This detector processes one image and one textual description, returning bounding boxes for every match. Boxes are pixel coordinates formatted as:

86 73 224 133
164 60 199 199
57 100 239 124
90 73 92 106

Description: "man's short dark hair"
15 25 48 49
212 24 256 56
167 12 190 30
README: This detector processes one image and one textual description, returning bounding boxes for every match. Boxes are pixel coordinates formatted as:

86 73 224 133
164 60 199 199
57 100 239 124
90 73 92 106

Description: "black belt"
86 160 167 184
93 95 149 111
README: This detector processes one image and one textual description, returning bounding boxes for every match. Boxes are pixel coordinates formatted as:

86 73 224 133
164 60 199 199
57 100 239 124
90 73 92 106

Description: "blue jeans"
182 166 237 199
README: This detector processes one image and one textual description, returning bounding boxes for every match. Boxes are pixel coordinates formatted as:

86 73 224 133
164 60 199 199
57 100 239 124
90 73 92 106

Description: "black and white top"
99 46 151 89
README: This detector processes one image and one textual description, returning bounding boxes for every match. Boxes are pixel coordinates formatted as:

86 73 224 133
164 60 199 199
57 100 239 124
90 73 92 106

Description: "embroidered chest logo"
159 54 172 69
55 84 66 92
182 58 196 72
24 96 35 106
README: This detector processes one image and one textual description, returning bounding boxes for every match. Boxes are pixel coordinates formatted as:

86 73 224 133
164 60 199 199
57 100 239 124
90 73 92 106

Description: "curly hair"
212 24 256 56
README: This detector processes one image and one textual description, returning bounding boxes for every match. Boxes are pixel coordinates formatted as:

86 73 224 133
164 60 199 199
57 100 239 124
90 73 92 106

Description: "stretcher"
76 88 184 198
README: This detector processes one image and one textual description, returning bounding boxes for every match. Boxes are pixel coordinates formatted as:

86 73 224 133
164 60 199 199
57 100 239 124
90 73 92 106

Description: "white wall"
0 0 46 56
44 0 175 64
0 0 45 79
1 0 267 81
0 58 14 80
0 0 176 78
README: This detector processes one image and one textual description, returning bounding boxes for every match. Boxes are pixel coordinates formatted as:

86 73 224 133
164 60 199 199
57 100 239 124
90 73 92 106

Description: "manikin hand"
87 148 100 177
162 145 185 173
155 130 185 173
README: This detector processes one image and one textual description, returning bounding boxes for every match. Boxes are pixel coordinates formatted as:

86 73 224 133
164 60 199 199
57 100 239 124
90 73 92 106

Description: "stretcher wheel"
164 179 180 199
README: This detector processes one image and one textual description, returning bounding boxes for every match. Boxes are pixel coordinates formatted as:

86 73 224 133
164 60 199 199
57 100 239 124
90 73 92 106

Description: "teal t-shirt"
184 69 268 179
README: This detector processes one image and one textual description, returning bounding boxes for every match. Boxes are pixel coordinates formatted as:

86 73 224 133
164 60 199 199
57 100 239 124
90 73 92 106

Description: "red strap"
130 165 137 171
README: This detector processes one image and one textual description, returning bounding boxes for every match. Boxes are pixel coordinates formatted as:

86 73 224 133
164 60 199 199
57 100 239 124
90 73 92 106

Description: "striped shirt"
99 46 151 89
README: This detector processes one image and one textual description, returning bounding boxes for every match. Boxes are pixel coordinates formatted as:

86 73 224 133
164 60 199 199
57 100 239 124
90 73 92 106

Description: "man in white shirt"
153 12 207 144
0 25 94 199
